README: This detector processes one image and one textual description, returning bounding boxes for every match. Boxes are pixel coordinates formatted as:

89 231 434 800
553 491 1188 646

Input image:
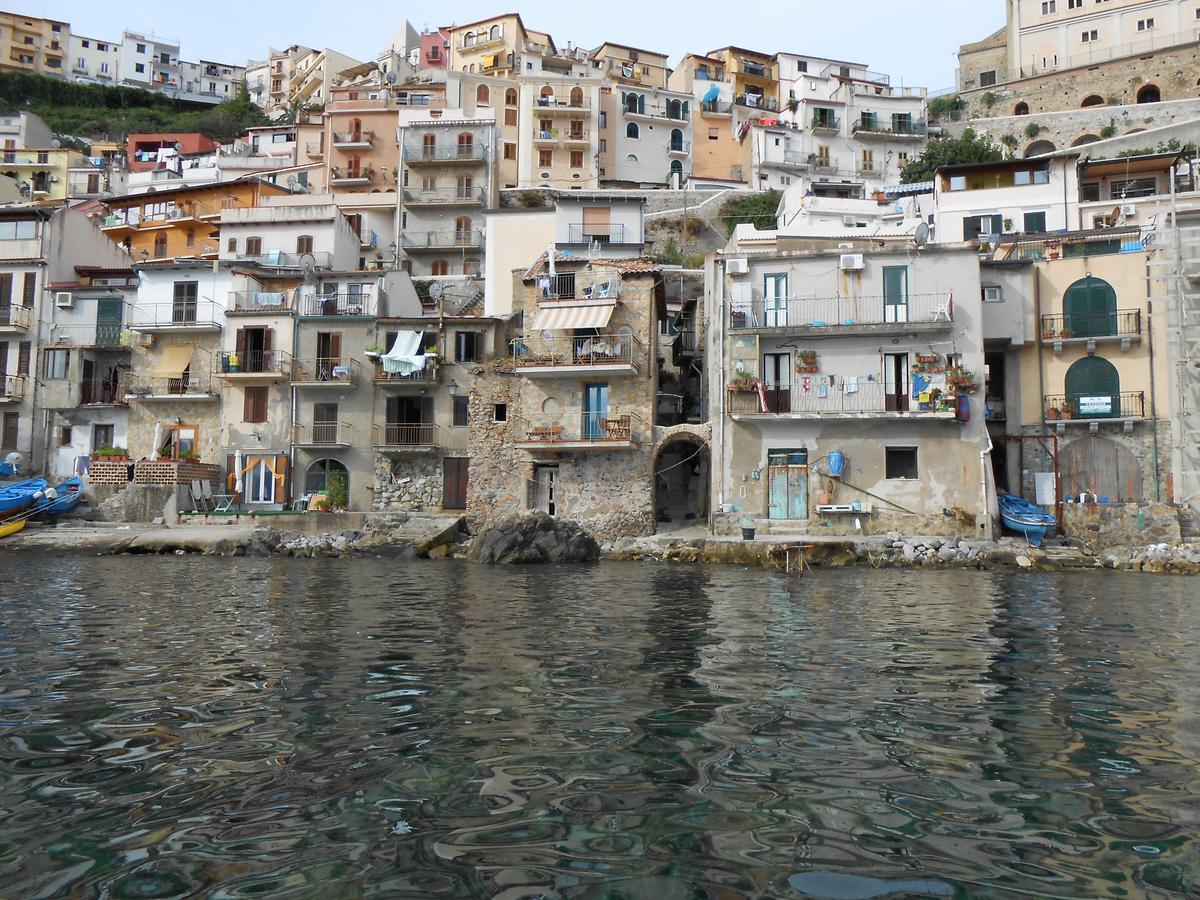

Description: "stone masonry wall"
1062 501 1182 553
1019 419 1173 504
372 452 442 512
466 357 528 529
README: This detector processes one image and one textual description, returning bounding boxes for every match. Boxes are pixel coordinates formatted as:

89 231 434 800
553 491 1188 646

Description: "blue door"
583 382 608 440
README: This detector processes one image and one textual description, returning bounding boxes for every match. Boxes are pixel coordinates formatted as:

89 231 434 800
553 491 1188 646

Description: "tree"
900 128 1003 183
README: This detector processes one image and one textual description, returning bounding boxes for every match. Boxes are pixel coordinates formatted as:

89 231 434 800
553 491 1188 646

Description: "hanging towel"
844 376 859 394
382 330 426 375
911 373 930 399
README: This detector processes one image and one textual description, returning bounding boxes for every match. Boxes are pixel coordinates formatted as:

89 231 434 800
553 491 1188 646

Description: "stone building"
466 255 666 540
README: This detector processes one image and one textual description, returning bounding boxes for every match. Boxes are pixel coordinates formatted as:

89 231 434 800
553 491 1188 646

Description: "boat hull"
0 517 26 539
998 492 1057 548
43 477 83 514
0 479 48 514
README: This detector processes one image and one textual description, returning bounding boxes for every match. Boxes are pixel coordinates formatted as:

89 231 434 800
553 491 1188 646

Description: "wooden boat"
999 492 1057 548
40 477 84 514
0 517 26 539
0 479 48 515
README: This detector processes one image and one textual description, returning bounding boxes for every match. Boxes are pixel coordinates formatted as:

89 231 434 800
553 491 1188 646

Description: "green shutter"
1065 356 1119 418
1063 277 1116 337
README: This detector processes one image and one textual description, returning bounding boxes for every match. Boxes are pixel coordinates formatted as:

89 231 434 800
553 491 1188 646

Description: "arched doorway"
1063 275 1116 337
1136 84 1161 104
1060 435 1143 501
305 458 348 504
1014 102 1029 115
1025 140 1056 157
1065 355 1120 419
1071 134 1101 146
1081 94 1105 107
654 435 710 531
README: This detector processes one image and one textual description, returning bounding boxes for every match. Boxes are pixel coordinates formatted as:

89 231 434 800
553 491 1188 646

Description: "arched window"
431 260 449 276
626 154 639 163
1014 101 1029 116
670 128 684 152
1065 356 1120 419
1024 140 1056 157
667 98 683 119
541 85 554 98
1071 134 1101 147
476 84 490 104
463 257 480 275
457 132 474 158
454 216 472 241
626 122 640 139
463 32 476 48
1063 276 1117 338
489 24 501 40
1137 84 1161 104
670 159 683 176
623 92 643 114
505 88 517 106
569 86 583 108
153 232 167 258
1081 94 1105 108
305 458 348 495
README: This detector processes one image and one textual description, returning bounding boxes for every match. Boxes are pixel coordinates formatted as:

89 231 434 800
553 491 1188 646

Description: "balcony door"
316 331 341 380
762 352 791 414
763 273 788 328
884 352 910 412
313 402 338 443
96 296 123 344
1063 276 1117 338
582 382 608 440
236 326 272 372
883 266 908 324
1066 356 1120 418
582 206 611 242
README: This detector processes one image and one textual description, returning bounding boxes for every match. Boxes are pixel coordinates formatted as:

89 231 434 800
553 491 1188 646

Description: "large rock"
467 512 600 564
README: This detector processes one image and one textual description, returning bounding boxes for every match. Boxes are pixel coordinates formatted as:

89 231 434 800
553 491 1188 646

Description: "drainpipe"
980 431 994 540
1034 267 1051 491
713 256 727 534
290 284 300 503
1146 214 1162 501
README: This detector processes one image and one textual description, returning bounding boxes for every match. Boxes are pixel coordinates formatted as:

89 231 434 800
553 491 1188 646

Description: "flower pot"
742 526 756 541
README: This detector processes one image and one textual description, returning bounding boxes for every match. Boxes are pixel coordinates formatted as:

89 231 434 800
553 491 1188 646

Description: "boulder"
467 512 600 565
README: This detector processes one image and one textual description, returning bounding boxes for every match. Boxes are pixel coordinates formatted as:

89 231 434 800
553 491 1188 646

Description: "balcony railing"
1044 392 1145 421
668 141 690 154
700 100 732 115
45 323 132 346
228 290 292 312
305 141 324 157
729 381 952 417
80 378 128 405
402 188 485 205
124 375 216 398
515 412 644 446
400 229 484 250
730 293 953 330
298 292 374 317
331 130 373 146
852 118 927 137
810 116 840 133
513 334 645 373
539 273 623 301
236 251 333 269
372 423 438 448
734 94 777 111
401 144 487 162
534 96 591 110
740 63 774 80
292 422 353 446
330 169 375 185
291 357 360 385
1 374 27 400
0 305 34 330
374 359 439 385
217 350 291 376
128 300 223 330
565 224 634 245
1039 310 1142 341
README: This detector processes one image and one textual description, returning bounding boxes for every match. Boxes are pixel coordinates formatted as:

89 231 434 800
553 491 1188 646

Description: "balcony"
1040 310 1142 351
403 188 485 207
539 273 623 302
533 128 590 146
739 62 775 82
564 224 638 245
700 100 732 116
128 301 223 332
216 350 292 381
44 323 132 347
331 130 374 149
730 293 953 335
513 333 645 377
1044 392 1146 427
668 140 690 156
514 412 644 452
810 116 840 135
291 357 360 386
124 375 218 401
0 374 26 402
236 251 333 270
851 117 927 140
305 141 324 158
292 422 354 447
373 359 439 387
401 144 488 164
298 292 374 317
372 422 438 452
227 290 293 314
0 305 34 331
330 168 376 187
734 94 777 112
101 201 225 230
533 97 591 113
400 229 484 252
729 382 956 420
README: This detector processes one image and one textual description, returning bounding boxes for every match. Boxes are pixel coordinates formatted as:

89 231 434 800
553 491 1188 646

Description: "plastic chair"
191 479 209 512
201 480 236 512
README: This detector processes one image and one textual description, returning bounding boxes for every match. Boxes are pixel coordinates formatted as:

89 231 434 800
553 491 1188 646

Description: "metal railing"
124 375 216 397
401 144 488 162
400 229 484 250
102 200 228 228
565 224 632 244
668 140 691 153
730 293 953 329
291 357 360 384
734 94 777 111
128 300 223 329
852 117 927 137
539 274 623 301
292 422 353 445
331 130 373 145
534 96 591 110
1040 310 1142 340
217 350 291 375
515 412 644 445
1 374 26 400
811 116 840 132
1044 392 1145 420
740 63 774 80
728 381 947 416
372 423 438 447
402 187 485 205
236 251 333 269
374 359 439 385
0 305 34 329
700 100 732 115
330 169 375 183
305 141 324 156
44 323 131 346
298 292 374 317
80 378 127 405
228 290 292 311
513 333 645 372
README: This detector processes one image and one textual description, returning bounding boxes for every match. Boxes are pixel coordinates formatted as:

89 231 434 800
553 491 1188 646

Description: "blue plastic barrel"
828 451 846 478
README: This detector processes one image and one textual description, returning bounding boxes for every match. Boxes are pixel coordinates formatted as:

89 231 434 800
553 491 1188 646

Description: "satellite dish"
428 281 445 300
386 71 399 85
50 138 61 149
913 222 930 248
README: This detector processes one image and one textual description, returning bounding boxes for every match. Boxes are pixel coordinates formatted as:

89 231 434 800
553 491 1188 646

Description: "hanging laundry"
844 376 859 394
817 378 829 399
911 373 930 399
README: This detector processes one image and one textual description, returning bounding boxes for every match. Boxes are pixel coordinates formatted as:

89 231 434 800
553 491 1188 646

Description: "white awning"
530 302 615 331
150 344 194 378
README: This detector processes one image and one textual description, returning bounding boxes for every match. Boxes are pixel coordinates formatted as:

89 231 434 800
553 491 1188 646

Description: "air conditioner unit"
1120 203 1136 217
842 216 856 226
54 291 73 308
839 253 864 271
837 242 854 251
726 258 749 275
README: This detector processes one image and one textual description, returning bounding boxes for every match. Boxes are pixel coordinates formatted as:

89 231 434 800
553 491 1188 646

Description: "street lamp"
447 378 459 396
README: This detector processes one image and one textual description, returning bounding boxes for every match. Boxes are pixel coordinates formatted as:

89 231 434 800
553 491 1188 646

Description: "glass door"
582 382 608 440
763 273 788 327
884 353 910 412
883 266 909 323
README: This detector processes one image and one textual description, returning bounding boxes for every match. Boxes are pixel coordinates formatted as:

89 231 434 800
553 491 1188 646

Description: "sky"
21 1 1004 92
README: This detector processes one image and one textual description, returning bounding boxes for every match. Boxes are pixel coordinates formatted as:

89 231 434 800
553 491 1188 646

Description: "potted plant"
1060 403 1073 420
95 445 129 462
1058 327 1073 339
730 371 759 392
180 451 200 463
424 343 439 358
1047 404 1060 420
740 516 756 542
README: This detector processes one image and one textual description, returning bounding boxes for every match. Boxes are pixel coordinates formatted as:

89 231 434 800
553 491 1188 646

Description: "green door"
95 296 124 345
1063 276 1116 338
883 266 908 323
767 449 808 520
1065 356 1119 418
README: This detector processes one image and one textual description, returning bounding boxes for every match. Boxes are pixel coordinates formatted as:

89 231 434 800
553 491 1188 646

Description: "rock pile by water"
466 512 600 564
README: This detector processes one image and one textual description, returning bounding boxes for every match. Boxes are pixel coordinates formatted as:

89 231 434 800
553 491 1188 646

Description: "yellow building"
710 46 779 114
0 147 85 203
669 54 744 184
447 13 529 77
0 11 68 77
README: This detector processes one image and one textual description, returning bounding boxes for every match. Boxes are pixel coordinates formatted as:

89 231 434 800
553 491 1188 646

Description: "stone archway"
1025 140 1056 157
1136 84 1161 104
653 430 710 532
1071 133 1101 147
1060 435 1143 502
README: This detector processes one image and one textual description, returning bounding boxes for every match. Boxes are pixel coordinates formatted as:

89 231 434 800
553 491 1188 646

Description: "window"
963 214 1003 241
245 237 262 256
452 395 470 427
539 149 553 167
1041 0 1056 12
43 348 69 379
476 84 490 104
626 122 639 139
493 403 508 423
1068 0 1082 7
92 424 114 452
0 220 35 240
16 342 29 376
136 43 146 54
243 386 268 422
897 152 909 167
1081 182 1101 202
885 447 918 480
570 150 584 168
982 285 1003 303
1081 30 1098 42
979 70 997 87
227 237 238 253
81 39 90 48
172 281 198 323
431 260 449 276
505 88 517 105
455 331 482 363
1014 167 1050 185
21 272 35 306
709 127 719 141
1137 18 1154 31
861 149 874 171
504 107 517 126
503 142 516 160
186 228 195 248
297 235 314 254
135 63 145 74
1023 211 1047 233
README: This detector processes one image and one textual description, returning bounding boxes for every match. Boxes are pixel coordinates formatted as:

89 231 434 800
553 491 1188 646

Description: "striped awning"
530 302 615 331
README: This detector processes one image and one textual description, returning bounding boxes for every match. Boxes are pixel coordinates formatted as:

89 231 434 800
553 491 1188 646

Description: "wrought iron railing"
124 375 216 397
728 381 949 416
515 412 643 445
128 300 223 329
1 374 27 399
0 305 34 329
401 144 487 162
298 293 374 317
373 359 439 385
513 334 644 372
1043 392 1145 420
565 224 631 244
228 290 292 311
217 350 291 375
292 422 353 445
291 357 360 385
372 423 438 447
1039 310 1142 340
730 293 953 329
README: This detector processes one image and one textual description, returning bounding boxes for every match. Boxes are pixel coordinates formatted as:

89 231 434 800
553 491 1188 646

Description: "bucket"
741 527 756 541
827 450 846 478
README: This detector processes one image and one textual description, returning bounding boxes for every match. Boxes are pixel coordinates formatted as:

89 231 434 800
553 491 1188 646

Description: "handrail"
1043 392 1145 420
291 357 360 384
372 423 438 446
730 293 952 329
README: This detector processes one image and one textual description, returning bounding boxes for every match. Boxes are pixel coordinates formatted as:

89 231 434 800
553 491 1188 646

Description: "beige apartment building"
0 11 67 78
669 54 744 184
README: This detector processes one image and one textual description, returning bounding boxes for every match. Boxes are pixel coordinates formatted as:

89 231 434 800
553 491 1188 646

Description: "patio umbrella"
152 422 163 458
234 448 244 495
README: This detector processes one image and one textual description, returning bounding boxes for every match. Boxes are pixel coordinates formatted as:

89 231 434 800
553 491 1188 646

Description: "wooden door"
442 457 469 509
768 449 808 520
762 353 791 414
884 352 909 412
1060 435 1143 502
96 297 123 344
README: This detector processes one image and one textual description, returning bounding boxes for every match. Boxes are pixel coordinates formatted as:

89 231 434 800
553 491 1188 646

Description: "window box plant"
94 445 129 462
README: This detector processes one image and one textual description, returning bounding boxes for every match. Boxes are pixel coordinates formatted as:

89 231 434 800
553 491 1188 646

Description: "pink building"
419 28 450 70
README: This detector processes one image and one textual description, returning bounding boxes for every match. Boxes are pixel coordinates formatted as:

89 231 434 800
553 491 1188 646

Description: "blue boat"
999 492 1057 547
0 461 15 477
0 479 48 515
37 477 84 514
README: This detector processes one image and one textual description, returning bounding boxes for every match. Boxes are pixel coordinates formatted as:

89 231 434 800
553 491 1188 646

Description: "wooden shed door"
442 457 468 509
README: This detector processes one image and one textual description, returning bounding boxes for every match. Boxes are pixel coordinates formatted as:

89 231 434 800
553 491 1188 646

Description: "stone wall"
466 357 528 528
1019 419 1173 505
90 483 179 524
1062 501 1182 553
372 452 442 512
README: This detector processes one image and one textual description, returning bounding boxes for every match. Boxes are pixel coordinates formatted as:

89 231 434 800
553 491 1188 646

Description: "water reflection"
0 558 1197 896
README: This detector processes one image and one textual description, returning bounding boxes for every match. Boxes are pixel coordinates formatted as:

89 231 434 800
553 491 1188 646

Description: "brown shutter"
262 328 273 353
235 328 246 355
256 387 268 422
243 388 254 422
226 454 236 492
0 273 11 305
582 206 611 236
21 273 35 306
16 341 30 376
329 332 342 364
